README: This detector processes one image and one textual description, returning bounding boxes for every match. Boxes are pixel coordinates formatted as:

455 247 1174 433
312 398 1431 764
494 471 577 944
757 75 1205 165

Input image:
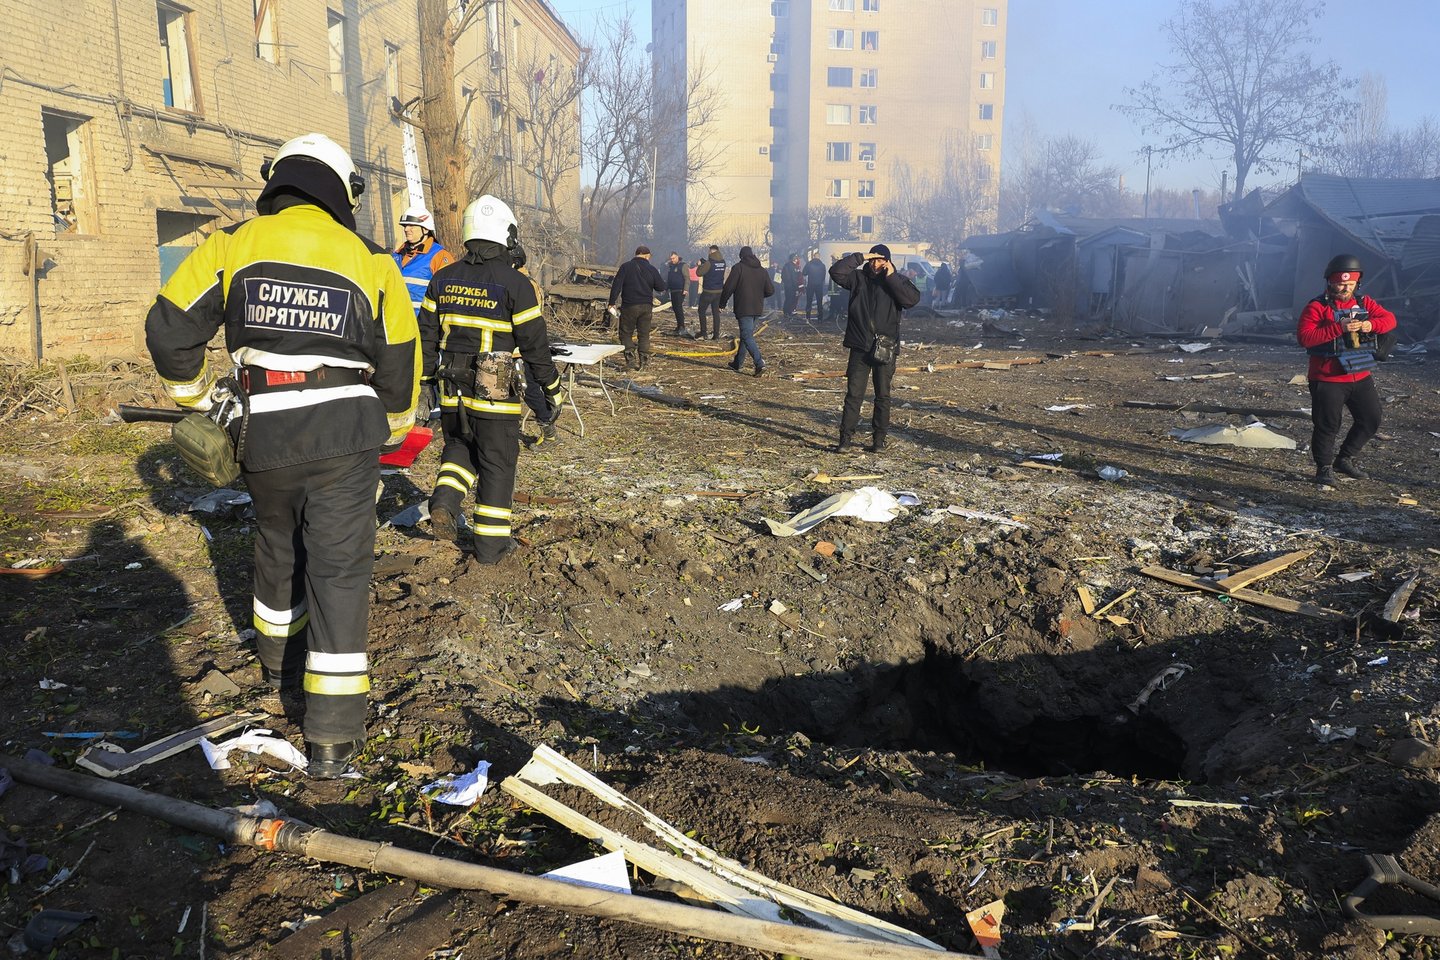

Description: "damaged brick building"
1 0 582 361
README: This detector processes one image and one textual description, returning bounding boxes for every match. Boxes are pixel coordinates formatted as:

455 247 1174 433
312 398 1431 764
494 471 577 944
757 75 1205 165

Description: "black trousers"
840 348 895 441
783 287 799 315
1309 376 1382 466
432 415 521 563
805 287 823 318
618 304 652 368
669 291 686 328
697 291 722 337
249 449 377 746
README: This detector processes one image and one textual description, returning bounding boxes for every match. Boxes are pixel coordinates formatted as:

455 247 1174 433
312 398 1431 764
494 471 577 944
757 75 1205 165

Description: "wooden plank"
1140 566 1337 619
1213 550 1314 591
1122 400 1310 420
788 358 1046 381
507 746 947 952
1076 585 1096 615
1382 573 1421 622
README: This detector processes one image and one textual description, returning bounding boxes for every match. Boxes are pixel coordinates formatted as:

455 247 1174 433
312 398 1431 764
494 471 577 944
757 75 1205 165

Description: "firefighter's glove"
544 384 566 419
417 381 439 421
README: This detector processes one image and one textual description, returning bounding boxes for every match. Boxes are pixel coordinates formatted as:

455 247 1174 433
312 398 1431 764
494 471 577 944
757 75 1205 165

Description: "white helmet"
399 204 433 229
461 194 518 246
261 132 365 211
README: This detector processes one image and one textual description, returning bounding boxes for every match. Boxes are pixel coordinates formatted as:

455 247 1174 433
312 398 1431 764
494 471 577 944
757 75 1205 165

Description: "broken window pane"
43 110 97 234
327 8 346 94
253 0 277 63
158 1 200 111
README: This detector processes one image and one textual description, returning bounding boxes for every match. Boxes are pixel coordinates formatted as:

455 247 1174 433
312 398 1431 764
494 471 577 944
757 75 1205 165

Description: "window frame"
860 30 879 51
826 178 851 199
158 0 203 113
977 103 994 121
825 103 852 125
826 66 853 87
825 141 852 162
857 179 875 199
827 28 854 50
858 67 877 88
253 0 278 64
858 104 877 125
327 7 347 94
980 39 997 59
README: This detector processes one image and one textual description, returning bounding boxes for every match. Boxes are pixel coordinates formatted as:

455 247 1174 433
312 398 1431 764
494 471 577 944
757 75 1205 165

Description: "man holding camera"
829 244 921 453
1296 253 1397 490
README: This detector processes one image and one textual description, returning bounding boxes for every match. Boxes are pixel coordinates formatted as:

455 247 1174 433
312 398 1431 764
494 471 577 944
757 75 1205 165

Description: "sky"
547 0 1440 195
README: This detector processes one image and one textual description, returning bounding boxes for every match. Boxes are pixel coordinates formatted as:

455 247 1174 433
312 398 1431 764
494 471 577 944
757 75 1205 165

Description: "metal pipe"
1 754 966 960
25 232 41 365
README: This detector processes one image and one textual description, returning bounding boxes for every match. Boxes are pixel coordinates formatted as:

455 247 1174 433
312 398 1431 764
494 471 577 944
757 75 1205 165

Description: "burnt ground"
1 309 1439 959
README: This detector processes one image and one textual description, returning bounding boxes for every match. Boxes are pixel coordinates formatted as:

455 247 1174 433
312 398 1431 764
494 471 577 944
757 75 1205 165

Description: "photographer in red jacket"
1296 253 1397 489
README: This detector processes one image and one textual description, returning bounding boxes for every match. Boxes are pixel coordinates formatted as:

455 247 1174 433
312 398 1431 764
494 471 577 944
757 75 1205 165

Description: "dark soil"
2 310 1438 959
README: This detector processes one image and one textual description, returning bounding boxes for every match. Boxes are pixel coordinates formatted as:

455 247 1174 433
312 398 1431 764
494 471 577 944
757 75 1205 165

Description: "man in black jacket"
696 245 726 340
608 245 667 371
782 253 803 318
664 251 692 338
803 253 827 319
829 244 920 452
718 245 775 376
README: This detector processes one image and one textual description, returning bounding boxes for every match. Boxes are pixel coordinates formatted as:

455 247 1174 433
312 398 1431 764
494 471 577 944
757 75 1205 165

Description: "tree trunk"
418 0 468 248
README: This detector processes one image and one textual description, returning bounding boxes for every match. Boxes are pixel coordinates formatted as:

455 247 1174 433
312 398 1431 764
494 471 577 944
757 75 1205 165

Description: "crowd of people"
144 129 1396 780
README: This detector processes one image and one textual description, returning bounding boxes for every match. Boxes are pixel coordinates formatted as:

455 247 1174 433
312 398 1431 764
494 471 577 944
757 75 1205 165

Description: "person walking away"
421 195 564 560
803 253 827 320
608 245 667 371
392 205 455 426
1296 253 1397 489
782 253 803 318
665 251 692 338
512 243 562 445
696 245 726 340
933 260 953 309
718 245 774 377
829 244 920 452
146 132 420 778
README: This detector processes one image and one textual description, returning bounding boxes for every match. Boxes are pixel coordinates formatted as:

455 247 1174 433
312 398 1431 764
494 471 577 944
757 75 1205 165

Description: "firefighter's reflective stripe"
233 348 371 372
436 462 476 495
254 597 309 637
440 328 495 353
245 383 378 414
448 394 523 416
472 502 512 537
439 314 513 333
512 304 542 325
161 359 216 406
303 650 370 696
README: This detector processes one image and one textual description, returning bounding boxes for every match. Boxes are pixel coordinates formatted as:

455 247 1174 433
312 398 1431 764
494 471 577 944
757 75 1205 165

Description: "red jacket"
1296 293 1396 383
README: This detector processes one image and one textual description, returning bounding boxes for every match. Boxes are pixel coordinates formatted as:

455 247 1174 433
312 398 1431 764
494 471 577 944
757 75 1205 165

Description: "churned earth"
1 308 1438 959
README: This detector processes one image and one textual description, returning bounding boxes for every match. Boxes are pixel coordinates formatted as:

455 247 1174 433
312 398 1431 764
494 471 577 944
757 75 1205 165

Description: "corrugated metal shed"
1265 174 1440 261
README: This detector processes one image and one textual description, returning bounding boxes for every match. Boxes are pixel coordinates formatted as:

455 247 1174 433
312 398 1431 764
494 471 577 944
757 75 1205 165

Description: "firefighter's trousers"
431 415 520 563
248 449 377 746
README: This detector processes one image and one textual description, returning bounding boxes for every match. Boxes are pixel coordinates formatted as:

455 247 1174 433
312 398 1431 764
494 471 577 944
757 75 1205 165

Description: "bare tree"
580 11 723 263
1118 0 1353 197
1318 75 1440 179
881 135 995 261
999 133 1122 227
805 204 852 247
415 0 491 247
511 43 589 280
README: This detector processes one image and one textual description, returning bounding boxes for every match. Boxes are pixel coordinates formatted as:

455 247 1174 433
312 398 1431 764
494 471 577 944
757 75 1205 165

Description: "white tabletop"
551 343 625 366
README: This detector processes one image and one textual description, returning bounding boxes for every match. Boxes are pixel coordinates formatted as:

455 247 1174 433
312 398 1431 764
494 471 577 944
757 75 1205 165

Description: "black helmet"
1324 254 1363 281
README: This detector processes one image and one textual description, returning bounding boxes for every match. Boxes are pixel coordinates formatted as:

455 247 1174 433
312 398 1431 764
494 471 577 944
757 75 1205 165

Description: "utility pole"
1142 146 1154 219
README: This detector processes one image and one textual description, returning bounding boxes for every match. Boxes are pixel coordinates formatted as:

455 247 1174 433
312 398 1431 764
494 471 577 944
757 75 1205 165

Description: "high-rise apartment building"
652 0 1006 255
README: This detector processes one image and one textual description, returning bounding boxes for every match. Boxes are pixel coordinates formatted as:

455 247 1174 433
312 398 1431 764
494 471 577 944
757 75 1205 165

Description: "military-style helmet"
399 204 434 230
461 194 518 248
1324 253 1363 283
261 133 365 211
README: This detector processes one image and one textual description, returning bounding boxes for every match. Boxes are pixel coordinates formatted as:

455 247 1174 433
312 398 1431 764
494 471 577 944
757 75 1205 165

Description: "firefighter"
420 195 564 563
145 132 420 778
394 204 454 424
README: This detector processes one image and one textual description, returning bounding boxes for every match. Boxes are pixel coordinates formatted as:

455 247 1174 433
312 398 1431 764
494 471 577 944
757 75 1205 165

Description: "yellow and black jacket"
145 204 420 470
419 255 561 419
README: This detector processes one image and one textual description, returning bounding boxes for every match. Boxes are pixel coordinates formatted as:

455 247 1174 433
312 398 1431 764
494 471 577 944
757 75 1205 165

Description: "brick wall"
0 0 582 361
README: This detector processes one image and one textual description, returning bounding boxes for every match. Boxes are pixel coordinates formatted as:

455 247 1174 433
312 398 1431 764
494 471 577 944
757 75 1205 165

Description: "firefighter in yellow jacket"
420 195 563 563
145 132 420 778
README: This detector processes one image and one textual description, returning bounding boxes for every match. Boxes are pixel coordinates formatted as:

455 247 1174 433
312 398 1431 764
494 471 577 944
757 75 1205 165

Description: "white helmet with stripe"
461 195 518 247
399 204 434 229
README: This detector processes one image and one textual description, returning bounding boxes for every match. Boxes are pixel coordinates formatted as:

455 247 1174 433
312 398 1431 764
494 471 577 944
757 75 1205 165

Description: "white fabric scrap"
201 730 308 772
541 849 632 895
1310 719 1357 743
423 761 491 805
1044 404 1093 412
923 506 1029 529
718 598 744 612
765 486 905 537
